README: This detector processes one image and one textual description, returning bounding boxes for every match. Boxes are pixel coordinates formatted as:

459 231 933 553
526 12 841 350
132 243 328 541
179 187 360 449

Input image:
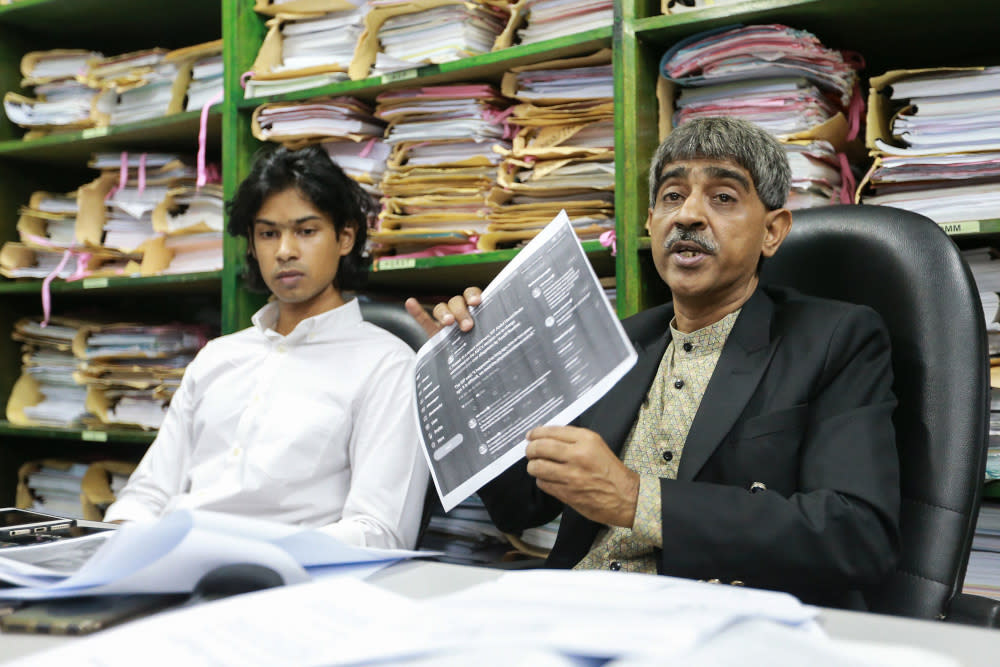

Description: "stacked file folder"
245 1 362 98
87 48 187 126
859 67 1000 226
959 248 1000 357
349 0 514 80
18 461 90 519
5 316 210 430
175 40 224 111
372 83 512 256
488 51 615 250
660 24 861 209
2 49 104 133
514 0 613 46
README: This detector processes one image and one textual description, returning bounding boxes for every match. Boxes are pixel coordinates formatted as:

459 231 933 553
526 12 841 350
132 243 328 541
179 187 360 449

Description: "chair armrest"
946 593 1000 627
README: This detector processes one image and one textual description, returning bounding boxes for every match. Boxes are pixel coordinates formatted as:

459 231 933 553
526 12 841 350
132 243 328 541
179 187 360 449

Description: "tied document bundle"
415 211 637 511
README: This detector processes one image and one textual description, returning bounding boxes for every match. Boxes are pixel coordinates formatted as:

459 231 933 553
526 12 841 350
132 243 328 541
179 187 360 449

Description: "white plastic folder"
0 510 426 600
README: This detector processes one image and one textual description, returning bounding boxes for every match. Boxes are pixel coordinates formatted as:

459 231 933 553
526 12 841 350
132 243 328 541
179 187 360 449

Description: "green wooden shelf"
984 481 1000 500
0 420 155 445
939 220 1000 237
0 270 222 296
240 27 614 107
0 111 222 165
367 240 615 291
0 0 220 50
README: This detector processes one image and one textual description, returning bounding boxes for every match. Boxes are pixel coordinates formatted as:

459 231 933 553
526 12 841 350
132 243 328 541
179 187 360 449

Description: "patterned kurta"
574 309 741 573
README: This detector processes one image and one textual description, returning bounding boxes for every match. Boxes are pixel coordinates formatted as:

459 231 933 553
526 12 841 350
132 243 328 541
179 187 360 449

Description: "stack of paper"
347 0 512 79
783 140 845 209
245 2 364 98
22 462 90 519
661 24 860 210
175 41 224 111
375 1 509 70
515 0 613 45
961 248 1000 357
487 51 615 249
322 139 392 194
3 49 104 132
372 84 512 255
251 96 385 144
278 6 367 72
6 318 90 428
964 501 1000 600
73 322 209 430
859 68 1000 225
419 497 516 566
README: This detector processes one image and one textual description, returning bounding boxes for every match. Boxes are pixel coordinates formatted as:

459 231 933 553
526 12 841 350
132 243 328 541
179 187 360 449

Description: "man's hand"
405 287 483 337
525 425 639 528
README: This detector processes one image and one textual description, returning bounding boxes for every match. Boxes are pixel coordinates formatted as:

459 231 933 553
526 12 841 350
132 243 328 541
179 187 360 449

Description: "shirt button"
232 447 241 457
682 342 693 352
673 379 684 389
662 450 673 463
277 344 287 354
609 561 622 571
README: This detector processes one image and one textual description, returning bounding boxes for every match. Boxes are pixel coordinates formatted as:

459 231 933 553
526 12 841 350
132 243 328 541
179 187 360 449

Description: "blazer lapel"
677 289 780 481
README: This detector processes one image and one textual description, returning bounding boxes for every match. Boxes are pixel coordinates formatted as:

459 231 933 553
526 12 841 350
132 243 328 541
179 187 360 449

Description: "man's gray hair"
648 117 791 211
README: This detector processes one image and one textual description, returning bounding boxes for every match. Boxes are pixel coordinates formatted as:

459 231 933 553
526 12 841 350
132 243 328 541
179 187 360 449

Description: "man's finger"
527 425 587 443
405 298 443 337
525 437 573 463
464 286 483 306
447 294 476 331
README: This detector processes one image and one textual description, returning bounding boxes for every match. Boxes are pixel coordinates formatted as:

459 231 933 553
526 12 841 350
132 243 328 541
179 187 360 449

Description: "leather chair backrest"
760 204 989 618
359 300 428 352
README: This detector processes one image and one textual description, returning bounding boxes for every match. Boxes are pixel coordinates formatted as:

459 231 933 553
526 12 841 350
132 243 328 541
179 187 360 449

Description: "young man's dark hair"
227 144 376 292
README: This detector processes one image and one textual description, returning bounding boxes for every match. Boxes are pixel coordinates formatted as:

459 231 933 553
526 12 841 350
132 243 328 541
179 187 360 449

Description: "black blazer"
479 285 901 609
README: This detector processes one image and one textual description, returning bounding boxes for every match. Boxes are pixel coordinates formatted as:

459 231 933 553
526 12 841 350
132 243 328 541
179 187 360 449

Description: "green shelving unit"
1 0 998 506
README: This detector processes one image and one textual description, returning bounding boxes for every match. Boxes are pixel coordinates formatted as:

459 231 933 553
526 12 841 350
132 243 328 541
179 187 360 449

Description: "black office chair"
358 299 440 546
760 204 999 624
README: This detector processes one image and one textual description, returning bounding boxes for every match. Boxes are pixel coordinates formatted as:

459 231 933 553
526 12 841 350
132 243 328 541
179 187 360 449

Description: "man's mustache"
664 228 718 254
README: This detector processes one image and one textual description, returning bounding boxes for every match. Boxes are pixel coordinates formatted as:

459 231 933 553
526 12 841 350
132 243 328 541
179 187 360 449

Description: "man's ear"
645 208 653 233
338 224 357 257
246 236 257 259
760 208 792 258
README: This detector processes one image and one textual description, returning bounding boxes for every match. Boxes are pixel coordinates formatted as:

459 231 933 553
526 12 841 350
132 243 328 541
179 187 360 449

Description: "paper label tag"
382 69 420 84
82 277 109 289
82 430 108 442
377 257 416 271
940 221 981 235
81 126 110 139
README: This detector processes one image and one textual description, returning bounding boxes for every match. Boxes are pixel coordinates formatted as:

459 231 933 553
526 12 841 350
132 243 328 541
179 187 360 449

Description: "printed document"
414 211 637 511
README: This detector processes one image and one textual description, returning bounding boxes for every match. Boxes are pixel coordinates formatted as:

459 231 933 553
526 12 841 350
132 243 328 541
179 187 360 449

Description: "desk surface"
3 560 1000 665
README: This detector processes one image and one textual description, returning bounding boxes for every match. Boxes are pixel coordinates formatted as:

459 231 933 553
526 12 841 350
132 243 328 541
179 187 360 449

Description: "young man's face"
250 187 355 309
646 158 790 308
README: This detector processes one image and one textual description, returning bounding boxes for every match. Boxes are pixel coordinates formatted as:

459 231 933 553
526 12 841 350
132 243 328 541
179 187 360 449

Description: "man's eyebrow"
253 215 323 226
660 166 688 182
704 166 751 192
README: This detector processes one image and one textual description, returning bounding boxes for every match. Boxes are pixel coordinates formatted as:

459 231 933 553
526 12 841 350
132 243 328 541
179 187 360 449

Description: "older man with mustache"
407 117 900 609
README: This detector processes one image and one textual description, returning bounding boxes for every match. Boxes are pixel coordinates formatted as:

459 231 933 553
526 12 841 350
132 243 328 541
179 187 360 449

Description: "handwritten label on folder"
382 69 420 84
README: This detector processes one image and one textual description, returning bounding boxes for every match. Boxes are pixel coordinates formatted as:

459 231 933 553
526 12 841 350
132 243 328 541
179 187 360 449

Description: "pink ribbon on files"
106 151 128 200
837 153 857 204
600 230 616 256
138 152 147 195
197 90 225 189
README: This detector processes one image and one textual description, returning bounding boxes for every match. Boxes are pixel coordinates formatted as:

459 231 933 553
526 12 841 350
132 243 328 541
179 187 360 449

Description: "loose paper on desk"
0 510 425 599
414 210 637 511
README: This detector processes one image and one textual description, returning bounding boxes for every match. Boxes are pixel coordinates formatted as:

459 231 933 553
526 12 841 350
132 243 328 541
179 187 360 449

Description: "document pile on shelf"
350 0 515 80
964 499 1000 601
2 49 104 132
5 317 210 430
244 1 363 98
664 0 750 13
251 96 385 144
959 247 1000 357
488 50 615 250
419 497 518 566
371 83 512 256
86 48 186 126
858 67 1000 226
660 24 862 210
17 461 91 519
322 138 392 195
174 40 224 112
514 0 613 45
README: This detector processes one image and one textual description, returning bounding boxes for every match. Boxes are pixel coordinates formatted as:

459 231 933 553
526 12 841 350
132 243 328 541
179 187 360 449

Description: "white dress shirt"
104 299 429 549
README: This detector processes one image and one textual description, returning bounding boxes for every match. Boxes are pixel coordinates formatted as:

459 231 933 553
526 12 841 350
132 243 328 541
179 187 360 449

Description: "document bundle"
514 0 613 46
3 41 223 136
371 83 512 256
6 317 210 430
0 151 223 282
858 67 1000 226
965 501 1000 601
488 50 615 250
14 459 135 521
660 24 861 209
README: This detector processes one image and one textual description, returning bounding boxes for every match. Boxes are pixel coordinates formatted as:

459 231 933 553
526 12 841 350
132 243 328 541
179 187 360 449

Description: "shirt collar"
251 298 363 344
669 308 741 356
